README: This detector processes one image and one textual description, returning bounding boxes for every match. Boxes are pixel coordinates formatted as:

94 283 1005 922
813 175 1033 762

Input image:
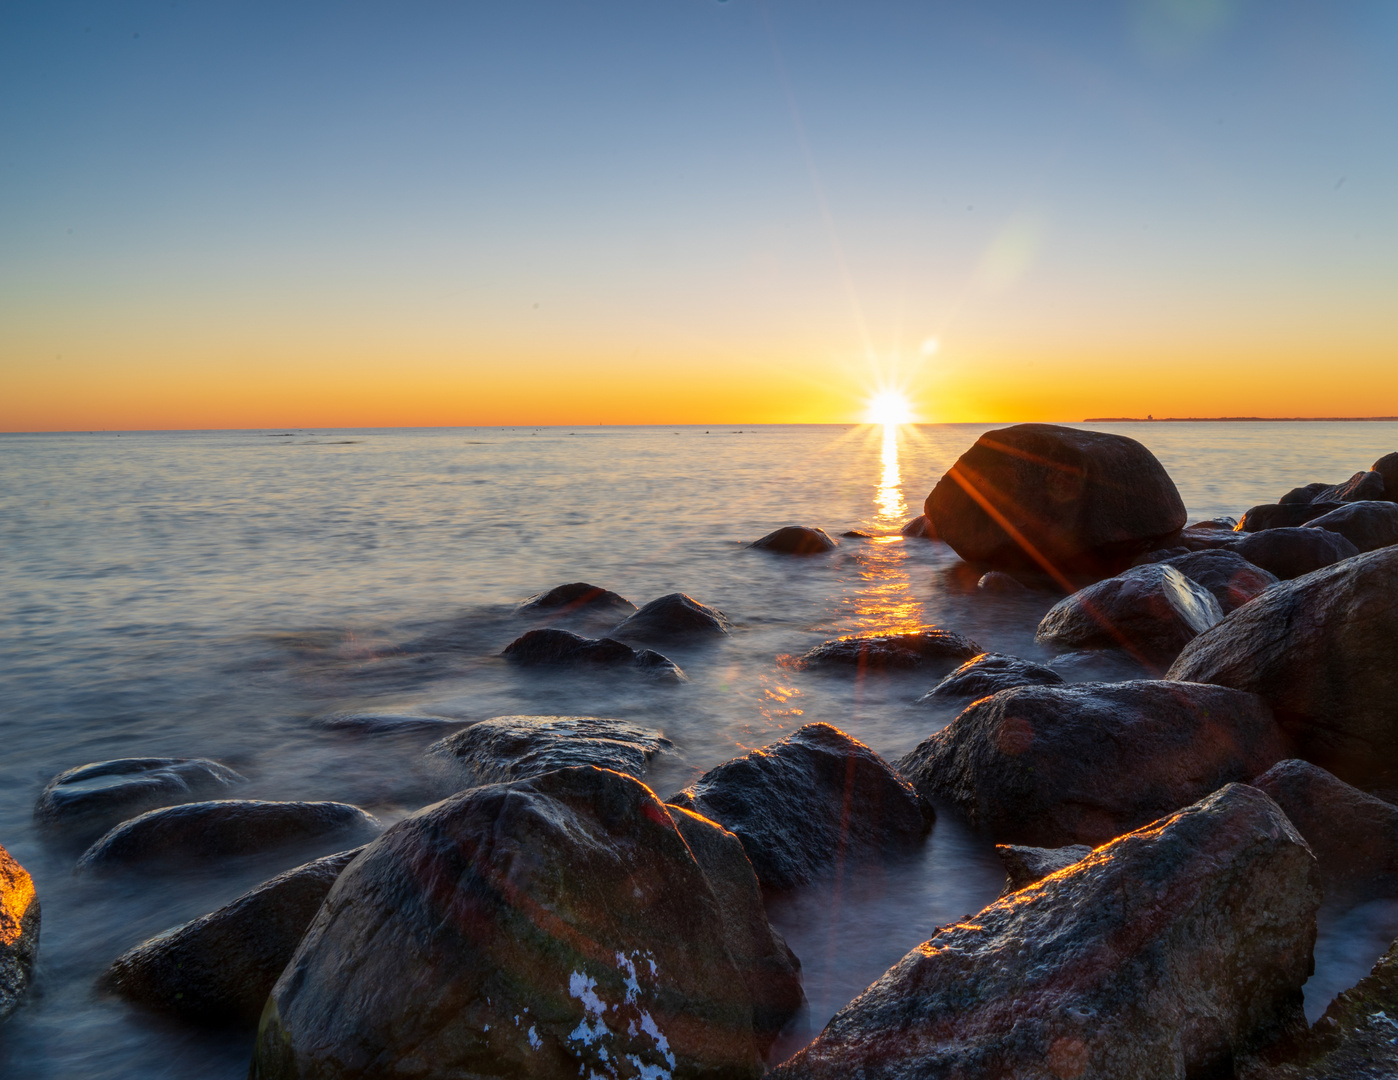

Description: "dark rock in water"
975 569 1029 594
1280 481 1333 506
751 526 837 554
1046 648 1152 682
797 629 981 673
1304 500 1398 553
501 628 685 681
899 515 935 539
1373 452 1398 503
1237 501 1347 532
1169 547 1398 787
1035 563 1223 668
918 653 1063 705
1156 548 1280 613
841 529 872 538
34 757 247 843
924 423 1186 576
425 715 672 788
252 767 788 1079
609 591 731 642
996 843 1091 893
897 680 1285 847
77 800 381 873
315 713 469 736
1233 526 1359 580
1134 545 1191 564
770 784 1319 1080
669 723 932 891
1278 472 1383 507
516 582 636 619
104 847 363 1026
1 842 40 1021
1190 515 1239 530
1252 759 1398 902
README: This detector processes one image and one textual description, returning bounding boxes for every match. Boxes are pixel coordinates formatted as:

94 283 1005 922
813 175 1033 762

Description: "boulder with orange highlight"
924 423 1187 577
1 841 40 1021
768 784 1319 1080
797 629 981 674
897 680 1286 847
750 526 838 554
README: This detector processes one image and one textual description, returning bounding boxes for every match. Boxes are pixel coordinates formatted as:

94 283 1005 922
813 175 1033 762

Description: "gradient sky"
3 0 1396 429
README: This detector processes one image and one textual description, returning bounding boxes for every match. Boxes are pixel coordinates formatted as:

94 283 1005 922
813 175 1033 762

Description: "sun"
865 390 915 426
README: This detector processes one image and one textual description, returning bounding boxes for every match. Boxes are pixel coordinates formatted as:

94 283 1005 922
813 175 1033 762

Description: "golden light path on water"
849 422 924 635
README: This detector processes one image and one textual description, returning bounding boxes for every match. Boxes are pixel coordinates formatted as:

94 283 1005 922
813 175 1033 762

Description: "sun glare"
866 390 915 426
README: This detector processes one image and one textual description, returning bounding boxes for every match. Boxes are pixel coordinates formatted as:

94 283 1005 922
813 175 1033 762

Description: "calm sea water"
2 421 1396 1077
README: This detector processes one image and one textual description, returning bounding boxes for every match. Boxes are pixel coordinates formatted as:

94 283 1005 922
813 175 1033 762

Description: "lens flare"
865 390 914 426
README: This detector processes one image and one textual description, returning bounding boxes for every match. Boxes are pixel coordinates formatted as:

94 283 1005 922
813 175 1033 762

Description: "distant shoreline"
1083 416 1398 423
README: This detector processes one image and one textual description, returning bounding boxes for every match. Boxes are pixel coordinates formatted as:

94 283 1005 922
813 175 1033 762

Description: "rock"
769 784 1319 1080
1046 648 1152 682
0 842 40 1021
609 592 731 642
516 582 636 619
425 716 672 789
1304 500 1398 553
1373 452 1398 503
1233 527 1359 580
34 757 247 843
501 628 684 681
1155 548 1280 613
104 847 363 1026
1320 470 1387 504
797 629 982 673
975 570 1029 594
669 723 932 891
315 713 469 736
1168 547 1398 786
77 800 381 873
252 767 793 1079
996 843 1091 892
750 526 837 554
1035 563 1223 668
1280 481 1330 505
1252 759 1398 901
1237 501 1348 532
1190 516 1239 530
924 423 1186 576
841 529 872 538
917 653 1064 705
897 680 1286 847
900 515 935 539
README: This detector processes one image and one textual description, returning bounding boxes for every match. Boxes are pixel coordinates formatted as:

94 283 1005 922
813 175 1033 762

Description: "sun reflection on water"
875 423 908 528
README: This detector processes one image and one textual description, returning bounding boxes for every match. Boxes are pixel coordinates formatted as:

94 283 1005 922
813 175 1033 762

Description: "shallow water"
1 421 1395 1075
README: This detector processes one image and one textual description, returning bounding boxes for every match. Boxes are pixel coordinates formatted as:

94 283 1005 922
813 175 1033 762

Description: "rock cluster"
1 843 40 1021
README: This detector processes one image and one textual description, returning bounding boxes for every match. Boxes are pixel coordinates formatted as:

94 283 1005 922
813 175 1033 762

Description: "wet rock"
769 784 1319 1080
501 628 684 680
996 843 1091 892
1155 548 1280 613
1373 452 1398 503
1252 759 1398 901
900 515 935 539
917 653 1064 705
1304 500 1398 553
841 529 872 539
609 592 731 643
669 723 932 891
1190 515 1239 530
1168 547 1398 786
797 629 982 673
1045 648 1152 682
1319 470 1386 504
751 526 837 554
924 423 1186 576
897 680 1286 847
516 582 636 619
1233 526 1359 580
104 847 363 1026
425 715 672 789
1 842 40 1021
1237 501 1348 532
1279 481 1330 505
252 767 787 1080
34 757 247 844
1035 563 1223 668
77 800 381 873
975 570 1029 594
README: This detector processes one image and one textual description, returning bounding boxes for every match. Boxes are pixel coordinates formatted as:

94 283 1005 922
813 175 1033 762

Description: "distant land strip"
1083 416 1398 423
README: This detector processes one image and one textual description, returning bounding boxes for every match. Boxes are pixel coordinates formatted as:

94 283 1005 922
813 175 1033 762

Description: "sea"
2 421 1396 1078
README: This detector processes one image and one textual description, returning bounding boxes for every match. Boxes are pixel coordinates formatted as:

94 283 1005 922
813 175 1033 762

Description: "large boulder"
669 723 932 891
1304 501 1398 553
1373 452 1398 503
77 800 381 873
917 653 1063 706
770 784 1320 1080
501 628 684 681
425 716 672 789
995 843 1091 893
516 582 636 620
1168 547 1398 786
924 423 1186 575
900 515 936 539
1154 548 1279 613
796 629 981 673
34 757 246 843
610 592 731 642
1232 527 1359 580
251 767 800 1079
1035 563 1223 668
897 681 1286 847
750 526 837 554
1 842 40 1021
1237 501 1348 532
104 846 363 1026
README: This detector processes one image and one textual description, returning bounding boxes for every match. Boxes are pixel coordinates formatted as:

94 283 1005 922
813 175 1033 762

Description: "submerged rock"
669 723 932 891
797 629 981 674
900 515 935 539
1233 526 1359 580
1154 548 1279 613
995 843 1091 893
1 842 40 1021
770 784 1319 1080
918 653 1063 705
1237 501 1348 532
314 713 469 736
1303 500 1398 553
750 526 837 554
77 800 381 873
609 592 731 642
1168 546 1398 786
897 680 1286 847
924 423 1186 575
516 582 636 619
252 767 795 1079
104 847 363 1026
500 628 684 680
425 715 672 789
975 570 1029 594
34 757 247 843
